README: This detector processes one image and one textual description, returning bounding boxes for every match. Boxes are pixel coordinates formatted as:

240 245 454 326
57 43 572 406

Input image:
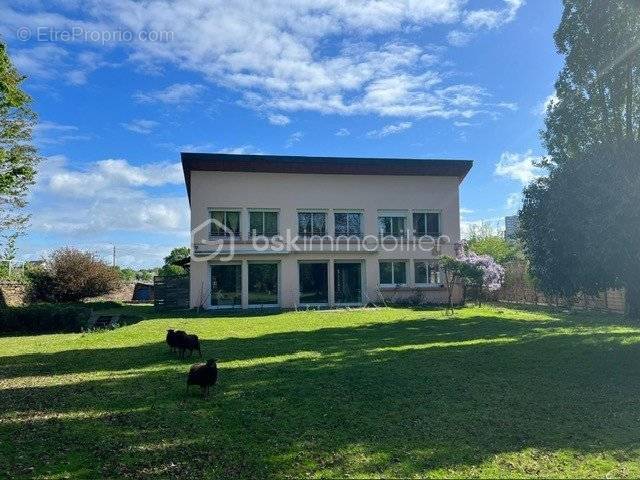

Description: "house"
182 153 472 310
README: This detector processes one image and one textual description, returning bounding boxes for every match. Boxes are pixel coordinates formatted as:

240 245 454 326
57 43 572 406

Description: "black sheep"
186 359 218 396
177 333 202 358
166 329 187 353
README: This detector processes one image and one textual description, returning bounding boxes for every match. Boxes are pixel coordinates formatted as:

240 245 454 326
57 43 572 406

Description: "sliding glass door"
299 262 328 304
334 262 362 304
211 264 241 307
248 263 279 306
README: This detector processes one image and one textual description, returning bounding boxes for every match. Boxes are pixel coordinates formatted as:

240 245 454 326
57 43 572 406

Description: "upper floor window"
335 212 362 236
250 211 278 237
413 212 441 237
378 212 407 237
379 261 407 286
210 210 240 237
298 211 326 236
415 261 441 285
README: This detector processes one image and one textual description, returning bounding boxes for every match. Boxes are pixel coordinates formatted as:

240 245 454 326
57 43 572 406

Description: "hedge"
0 304 92 334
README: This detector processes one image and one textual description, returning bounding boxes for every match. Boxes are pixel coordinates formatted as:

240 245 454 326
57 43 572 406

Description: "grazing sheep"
166 329 187 353
186 359 218 396
177 333 202 358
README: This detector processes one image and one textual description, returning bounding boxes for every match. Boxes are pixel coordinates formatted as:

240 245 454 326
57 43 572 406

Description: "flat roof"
181 152 473 201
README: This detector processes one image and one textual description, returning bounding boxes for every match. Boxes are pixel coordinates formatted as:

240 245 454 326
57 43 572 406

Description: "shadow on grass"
1 312 640 478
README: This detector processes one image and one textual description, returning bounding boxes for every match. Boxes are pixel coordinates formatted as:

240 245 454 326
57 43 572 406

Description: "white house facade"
182 153 472 310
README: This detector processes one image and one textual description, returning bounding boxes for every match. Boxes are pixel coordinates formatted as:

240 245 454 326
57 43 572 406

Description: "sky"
0 0 562 268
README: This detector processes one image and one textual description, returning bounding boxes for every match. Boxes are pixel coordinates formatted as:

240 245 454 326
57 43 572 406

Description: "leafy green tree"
521 140 640 317
521 0 640 318
544 0 640 164
467 222 523 265
157 247 190 277
0 41 40 239
135 269 157 282
117 267 137 282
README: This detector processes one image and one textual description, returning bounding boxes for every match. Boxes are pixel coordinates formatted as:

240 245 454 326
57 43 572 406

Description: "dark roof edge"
181 153 473 202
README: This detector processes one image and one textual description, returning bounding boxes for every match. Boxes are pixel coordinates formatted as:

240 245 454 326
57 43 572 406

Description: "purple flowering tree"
458 251 505 306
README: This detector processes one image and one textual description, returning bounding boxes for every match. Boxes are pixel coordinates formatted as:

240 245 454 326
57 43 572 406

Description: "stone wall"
85 282 154 304
0 282 30 307
0 281 154 306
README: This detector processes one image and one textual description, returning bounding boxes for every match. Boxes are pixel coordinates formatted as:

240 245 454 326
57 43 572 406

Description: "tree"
520 0 640 317
29 248 121 302
157 246 190 277
460 251 505 306
441 252 504 313
441 256 468 315
544 0 640 165
0 41 40 242
521 140 640 316
117 267 137 282
467 222 523 265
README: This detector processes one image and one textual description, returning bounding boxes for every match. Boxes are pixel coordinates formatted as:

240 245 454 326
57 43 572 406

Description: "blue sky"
1 0 561 268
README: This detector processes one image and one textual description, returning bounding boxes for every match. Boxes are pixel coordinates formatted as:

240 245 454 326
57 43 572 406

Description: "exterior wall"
189 170 463 309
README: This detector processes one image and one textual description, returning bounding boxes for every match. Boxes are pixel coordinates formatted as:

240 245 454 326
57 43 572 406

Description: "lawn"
1 305 640 479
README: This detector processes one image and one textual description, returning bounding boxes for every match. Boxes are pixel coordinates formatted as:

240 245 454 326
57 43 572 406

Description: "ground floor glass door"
334 262 362 304
248 263 279 306
299 262 328 304
211 264 241 307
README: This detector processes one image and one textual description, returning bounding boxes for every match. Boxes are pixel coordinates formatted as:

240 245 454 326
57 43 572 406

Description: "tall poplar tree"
520 0 640 317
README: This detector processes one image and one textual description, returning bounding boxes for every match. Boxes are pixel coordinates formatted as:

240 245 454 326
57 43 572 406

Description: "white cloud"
39 156 183 199
34 121 91 145
447 30 473 47
495 150 546 185
1 1 522 120
121 119 159 135
120 118 158 135
366 121 412 138
533 92 559 116
453 121 472 127
30 156 189 238
10 45 68 79
497 102 518 111
134 83 205 104
267 113 291 126
506 192 522 210
32 197 189 235
335 128 351 136
218 145 262 154
463 0 524 30
285 131 304 148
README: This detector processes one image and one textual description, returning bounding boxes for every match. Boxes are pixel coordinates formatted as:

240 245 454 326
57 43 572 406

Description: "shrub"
0 304 91 334
28 248 121 302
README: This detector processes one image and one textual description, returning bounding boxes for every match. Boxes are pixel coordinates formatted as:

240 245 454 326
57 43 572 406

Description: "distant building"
505 215 519 241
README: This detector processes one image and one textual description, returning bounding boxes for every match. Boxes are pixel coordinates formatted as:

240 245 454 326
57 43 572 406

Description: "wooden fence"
153 275 189 310
494 285 626 314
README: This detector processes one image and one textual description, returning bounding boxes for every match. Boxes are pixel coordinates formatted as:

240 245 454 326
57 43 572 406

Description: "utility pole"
112 245 116 267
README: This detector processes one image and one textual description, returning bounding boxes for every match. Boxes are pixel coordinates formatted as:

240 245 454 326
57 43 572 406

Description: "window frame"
208 208 241 238
377 210 408 238
298 261 329 306
210 262 242 309
414 260 442 286
334 210 363 237
249 209 279 237
247 261 280 307
297 210 327 236
412 210 442 237
379 260 408 287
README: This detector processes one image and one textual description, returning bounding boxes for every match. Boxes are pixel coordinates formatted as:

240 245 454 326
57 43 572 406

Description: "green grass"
1 305 640 479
